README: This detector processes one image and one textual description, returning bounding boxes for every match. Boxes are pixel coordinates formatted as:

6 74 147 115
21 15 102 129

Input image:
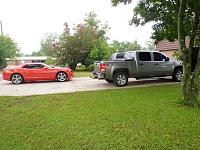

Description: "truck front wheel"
172 68 183 82
114 72 128 87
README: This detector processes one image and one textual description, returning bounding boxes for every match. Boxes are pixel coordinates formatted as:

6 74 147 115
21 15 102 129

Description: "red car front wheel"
56 72 68 82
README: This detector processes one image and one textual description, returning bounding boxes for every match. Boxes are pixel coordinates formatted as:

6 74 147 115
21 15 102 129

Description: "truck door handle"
154 63 159 65
139 63 144 65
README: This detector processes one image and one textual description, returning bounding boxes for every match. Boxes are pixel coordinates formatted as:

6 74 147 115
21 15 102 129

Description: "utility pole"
0 20 3 35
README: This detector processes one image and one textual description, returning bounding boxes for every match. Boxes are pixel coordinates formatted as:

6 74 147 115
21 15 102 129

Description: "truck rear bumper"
92 71 105 79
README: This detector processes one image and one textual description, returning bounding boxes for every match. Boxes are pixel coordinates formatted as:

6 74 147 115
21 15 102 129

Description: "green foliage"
53 12 111 70
75 64 94 72
86 64 94 72
75 66 88 72
172 50 182 61
111 40 142 52
40 33 59 57
111 0 200 42
145 40 155 50
45 57 56 65
31 51 43 56
1 84 200 149
0 35 18 67
111 0 132 6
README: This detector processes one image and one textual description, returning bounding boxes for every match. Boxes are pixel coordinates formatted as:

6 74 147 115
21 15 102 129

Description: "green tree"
40 33 59 57
0 35 18 67
111 40 142 52
53 12 111 70
145 40 155 50
82 12 111 66
31 51 43 56
111 0 200 107
45 57 56 66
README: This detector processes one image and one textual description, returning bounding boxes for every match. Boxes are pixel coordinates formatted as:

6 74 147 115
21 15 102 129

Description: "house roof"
156 37 190 51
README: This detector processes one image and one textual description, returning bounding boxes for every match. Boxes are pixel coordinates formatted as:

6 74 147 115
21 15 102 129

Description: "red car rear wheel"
11 73 24 84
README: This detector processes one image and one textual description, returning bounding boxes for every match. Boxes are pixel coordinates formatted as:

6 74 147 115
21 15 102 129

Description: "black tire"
11 73 24 84
105 79 113 83
114 72 128 87
56 72 68 82
172 68 183 82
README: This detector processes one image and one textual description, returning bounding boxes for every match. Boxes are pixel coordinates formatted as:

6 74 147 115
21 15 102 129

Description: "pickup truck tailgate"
94 61 101 72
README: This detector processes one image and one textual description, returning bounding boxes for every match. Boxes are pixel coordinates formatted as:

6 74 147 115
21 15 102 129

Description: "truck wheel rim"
12 74 22 84
116 75 126 85
57 72 67 81
176 71 182 81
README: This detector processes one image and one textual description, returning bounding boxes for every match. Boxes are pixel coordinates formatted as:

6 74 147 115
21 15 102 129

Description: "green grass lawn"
0 84 200 149
74 71 92 78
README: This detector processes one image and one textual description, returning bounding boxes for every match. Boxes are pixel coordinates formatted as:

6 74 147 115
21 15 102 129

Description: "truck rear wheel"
114 72 128 87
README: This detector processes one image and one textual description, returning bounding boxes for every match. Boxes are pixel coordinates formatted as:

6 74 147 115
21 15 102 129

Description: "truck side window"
139 52 151 61
153 52 166 61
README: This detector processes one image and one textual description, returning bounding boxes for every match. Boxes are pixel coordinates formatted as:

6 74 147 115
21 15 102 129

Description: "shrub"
86 64 94 72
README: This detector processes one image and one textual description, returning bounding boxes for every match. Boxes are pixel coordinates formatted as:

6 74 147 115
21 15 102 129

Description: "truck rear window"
139 52 151 61
116 53 125 59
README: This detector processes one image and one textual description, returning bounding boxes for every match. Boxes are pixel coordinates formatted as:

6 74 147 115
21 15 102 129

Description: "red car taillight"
100 63 106 72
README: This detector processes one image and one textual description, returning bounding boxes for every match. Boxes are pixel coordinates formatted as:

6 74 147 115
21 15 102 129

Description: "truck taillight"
100 63 106 72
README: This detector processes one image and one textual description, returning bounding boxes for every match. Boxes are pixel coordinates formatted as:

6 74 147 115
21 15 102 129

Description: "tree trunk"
178 0 200 107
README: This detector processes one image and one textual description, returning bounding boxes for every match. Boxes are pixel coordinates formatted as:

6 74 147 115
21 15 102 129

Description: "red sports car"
3 63 74 84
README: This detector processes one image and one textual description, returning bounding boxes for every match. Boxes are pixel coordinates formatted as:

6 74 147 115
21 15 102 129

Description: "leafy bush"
75 67 88 72
87 64 94 72
75 64 94 72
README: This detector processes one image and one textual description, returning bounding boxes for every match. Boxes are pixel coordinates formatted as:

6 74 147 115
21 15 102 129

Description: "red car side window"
23 65 29 69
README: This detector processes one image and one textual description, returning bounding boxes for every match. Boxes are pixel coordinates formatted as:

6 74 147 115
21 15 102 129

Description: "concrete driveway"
0 77 176 96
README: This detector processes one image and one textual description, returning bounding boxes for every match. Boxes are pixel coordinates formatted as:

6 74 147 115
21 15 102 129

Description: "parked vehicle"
93 50 183 87
93 52 128 79
3 63 74 84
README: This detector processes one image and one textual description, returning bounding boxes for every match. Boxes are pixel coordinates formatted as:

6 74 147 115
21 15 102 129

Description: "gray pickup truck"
93 50 183 87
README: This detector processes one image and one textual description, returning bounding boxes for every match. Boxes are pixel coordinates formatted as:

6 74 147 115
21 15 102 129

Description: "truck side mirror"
165 57 169 61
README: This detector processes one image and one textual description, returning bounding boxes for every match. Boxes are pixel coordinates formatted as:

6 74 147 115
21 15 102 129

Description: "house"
6 56 48 66
155 37 190 59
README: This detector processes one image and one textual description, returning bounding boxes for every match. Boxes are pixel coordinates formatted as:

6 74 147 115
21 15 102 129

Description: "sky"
0 0 153 54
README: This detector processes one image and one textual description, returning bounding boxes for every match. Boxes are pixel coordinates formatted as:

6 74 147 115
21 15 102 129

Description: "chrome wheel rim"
176 71 183 81
116 75 127 86
12 74 22 84
57 72 67 81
